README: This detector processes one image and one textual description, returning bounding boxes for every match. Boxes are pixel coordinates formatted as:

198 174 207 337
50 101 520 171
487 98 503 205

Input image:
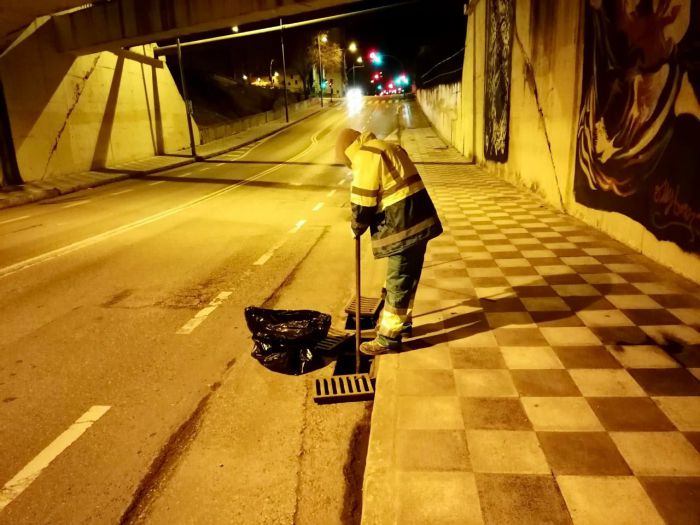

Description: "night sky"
173 0 467 90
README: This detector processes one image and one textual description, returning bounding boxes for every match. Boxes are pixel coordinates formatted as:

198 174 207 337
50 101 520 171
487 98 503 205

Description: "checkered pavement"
361 129 700 525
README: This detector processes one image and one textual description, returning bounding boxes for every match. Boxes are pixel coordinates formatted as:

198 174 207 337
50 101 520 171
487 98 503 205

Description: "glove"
351 219 369 238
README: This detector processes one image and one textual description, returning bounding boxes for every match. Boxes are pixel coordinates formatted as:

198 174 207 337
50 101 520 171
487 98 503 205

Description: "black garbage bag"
244 306 331 375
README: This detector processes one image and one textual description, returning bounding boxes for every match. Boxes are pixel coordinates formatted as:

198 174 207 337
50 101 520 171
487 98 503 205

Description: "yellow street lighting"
242 74 248 80
231 25 239 33
321 34 328 43
274 71 279 77
348 42 357 52
357 56 363 63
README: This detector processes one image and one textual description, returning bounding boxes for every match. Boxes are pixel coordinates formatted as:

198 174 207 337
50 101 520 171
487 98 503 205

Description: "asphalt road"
0 96 412 524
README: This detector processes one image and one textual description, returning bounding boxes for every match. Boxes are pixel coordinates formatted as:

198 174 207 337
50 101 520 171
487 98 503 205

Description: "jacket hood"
344 131 377 165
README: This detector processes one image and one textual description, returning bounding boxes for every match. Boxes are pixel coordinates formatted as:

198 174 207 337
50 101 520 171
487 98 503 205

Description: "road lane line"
289 219 306 233
176 291 232 334
253 219 308 266
148 181 165 186
0 215 30 226
0 126 323 279
62 200 90 209
312 202 324 212
0 405 111 512
327 190 336 197
253 247 278 266
109 189 133 196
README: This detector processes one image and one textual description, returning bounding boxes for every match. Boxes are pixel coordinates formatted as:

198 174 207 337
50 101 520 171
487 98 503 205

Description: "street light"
346 44 361 86
231 25 239 33
317 33 327 107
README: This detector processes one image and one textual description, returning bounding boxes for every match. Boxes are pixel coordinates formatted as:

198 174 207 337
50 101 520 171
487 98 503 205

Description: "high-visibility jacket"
345 131 443 258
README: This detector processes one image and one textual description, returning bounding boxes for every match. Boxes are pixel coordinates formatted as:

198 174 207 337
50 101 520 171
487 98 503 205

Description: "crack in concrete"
513 27 566 211
341 403 373 524
292 378 311 524
41 54 101 181
119 380 224 525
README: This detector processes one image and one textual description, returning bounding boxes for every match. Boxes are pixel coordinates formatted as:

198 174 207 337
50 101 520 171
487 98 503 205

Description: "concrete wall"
417 0 700 284
0 19 197 183
416 83 462 154
199 98 319 144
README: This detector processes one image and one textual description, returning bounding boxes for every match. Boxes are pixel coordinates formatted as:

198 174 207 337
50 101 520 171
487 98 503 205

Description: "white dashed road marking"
327 190 336 197
0 405 111 512
0 215 30 225
312 202 324 212
62 200 90 209
176 291 233 335
148 181 165 186
109 189 133 196
253 219 307 266
289 219 306 234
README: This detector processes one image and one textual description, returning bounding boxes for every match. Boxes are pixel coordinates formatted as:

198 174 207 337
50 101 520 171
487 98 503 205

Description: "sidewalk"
361 126 700 524
0 103 323 211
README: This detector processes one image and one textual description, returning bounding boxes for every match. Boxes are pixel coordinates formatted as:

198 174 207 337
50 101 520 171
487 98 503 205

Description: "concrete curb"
0 107 324 211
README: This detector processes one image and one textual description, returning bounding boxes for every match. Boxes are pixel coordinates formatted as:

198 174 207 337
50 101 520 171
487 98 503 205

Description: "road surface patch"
252 220 307 266
176 291 233 335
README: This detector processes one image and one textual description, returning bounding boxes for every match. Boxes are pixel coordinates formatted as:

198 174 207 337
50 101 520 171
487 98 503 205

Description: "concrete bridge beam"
54 0 359 54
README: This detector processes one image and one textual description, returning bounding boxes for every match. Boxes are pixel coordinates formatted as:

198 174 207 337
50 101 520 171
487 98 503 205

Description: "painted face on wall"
576 0 700 252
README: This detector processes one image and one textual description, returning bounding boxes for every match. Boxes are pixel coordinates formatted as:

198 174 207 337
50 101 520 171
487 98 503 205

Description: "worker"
336 128 443 355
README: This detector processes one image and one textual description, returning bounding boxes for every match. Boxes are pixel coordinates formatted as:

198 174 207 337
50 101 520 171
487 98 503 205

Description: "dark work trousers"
376 241 427 348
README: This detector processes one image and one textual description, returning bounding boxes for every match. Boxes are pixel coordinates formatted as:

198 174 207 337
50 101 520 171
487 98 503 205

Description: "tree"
307 39 343 89
288 45 313 98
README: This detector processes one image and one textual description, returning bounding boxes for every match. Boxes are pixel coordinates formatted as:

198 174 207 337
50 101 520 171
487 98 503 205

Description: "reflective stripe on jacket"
345 131 442 258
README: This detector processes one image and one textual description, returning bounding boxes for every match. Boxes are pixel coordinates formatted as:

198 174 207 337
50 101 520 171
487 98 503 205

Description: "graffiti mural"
575 0 700 252
484 0 515 162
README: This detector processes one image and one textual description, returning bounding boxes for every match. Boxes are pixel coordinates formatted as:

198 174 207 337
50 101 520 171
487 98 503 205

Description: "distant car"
346 87 363 99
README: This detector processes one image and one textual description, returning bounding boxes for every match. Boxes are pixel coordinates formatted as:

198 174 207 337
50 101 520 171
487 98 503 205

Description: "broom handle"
355 235 361 374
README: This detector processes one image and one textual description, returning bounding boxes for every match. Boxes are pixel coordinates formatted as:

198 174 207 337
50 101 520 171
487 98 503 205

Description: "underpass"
0 96 409 523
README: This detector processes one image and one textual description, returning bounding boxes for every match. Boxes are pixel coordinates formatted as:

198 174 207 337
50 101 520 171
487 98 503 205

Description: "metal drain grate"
313 373 375 404
344 295 383 318
315 328 353 353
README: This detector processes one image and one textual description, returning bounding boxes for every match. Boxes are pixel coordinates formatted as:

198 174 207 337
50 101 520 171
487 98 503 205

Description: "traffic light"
368 50 382 65
321 80 328 89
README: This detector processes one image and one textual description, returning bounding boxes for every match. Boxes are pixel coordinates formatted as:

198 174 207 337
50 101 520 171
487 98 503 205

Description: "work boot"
359 338 400 356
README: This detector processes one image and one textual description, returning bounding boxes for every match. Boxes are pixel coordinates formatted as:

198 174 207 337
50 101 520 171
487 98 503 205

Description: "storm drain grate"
344 296 383 318
315 328 353 353
313 373 375 404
